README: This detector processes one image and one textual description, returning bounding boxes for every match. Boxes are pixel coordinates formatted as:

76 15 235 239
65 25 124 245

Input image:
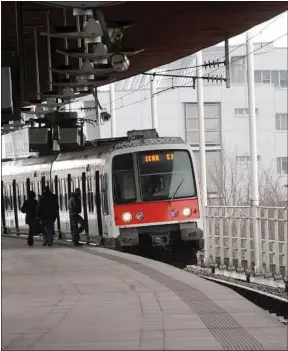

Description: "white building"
77 42 287 198
2 42 287 201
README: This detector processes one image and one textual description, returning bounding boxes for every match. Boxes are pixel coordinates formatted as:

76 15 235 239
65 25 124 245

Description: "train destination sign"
142 152 174 163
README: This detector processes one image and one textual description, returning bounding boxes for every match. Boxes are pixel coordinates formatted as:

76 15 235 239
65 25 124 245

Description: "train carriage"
2 129 204 266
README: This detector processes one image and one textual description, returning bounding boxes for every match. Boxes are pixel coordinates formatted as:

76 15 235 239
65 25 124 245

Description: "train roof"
2 130 186 176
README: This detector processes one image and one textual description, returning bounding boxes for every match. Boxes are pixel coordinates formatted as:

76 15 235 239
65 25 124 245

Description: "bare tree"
207 151 287 207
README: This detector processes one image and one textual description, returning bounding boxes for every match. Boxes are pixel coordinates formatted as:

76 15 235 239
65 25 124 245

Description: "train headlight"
170 208 178 218
136 212 144 220
122 212 132 222
182 207 192 217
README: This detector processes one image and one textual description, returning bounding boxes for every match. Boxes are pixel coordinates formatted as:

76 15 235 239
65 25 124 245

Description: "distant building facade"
2 42 287 198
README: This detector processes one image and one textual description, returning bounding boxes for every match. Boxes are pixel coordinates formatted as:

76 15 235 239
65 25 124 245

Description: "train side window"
59 179 63 211
9 184 13 210
17 184 21 209
101 174 109 215
87 176 93 213
64 180 68 211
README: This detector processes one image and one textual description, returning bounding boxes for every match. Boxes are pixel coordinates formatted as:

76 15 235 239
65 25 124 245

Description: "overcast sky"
218 10 287 47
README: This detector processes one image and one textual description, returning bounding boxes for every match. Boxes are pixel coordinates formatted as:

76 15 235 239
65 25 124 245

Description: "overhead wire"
109 32 287 111
101 13 285 110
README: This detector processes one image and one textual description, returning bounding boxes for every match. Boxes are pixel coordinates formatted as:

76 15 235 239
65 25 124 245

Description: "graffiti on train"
110 137 183 151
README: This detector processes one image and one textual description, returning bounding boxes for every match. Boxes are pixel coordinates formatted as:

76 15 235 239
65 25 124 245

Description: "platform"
2 236 288 350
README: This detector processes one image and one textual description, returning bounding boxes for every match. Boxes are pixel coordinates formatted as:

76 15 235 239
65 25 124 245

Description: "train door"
1 181 8 233
60 176 70 233
86 173 97 238
17 181 26 231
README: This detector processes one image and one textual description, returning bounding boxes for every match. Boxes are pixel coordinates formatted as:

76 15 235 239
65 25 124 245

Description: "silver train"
2 130 204 266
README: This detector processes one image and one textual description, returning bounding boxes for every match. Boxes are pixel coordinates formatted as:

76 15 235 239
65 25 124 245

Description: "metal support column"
246 30 261 274
196 51 209 264
109 83 116 137
33 28 41 99
63 8 69 80
150 75 157 130
15 1 26 102
46 11 52 91
76 15 83 68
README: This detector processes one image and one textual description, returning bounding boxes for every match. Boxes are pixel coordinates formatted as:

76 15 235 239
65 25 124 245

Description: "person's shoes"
42 242 48 246
48 244 52 247
73 242 83 247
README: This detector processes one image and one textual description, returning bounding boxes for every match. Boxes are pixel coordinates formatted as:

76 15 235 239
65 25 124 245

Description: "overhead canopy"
1 1 287 103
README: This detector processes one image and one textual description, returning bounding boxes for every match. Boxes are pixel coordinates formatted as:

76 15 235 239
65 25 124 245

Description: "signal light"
170 209 178 218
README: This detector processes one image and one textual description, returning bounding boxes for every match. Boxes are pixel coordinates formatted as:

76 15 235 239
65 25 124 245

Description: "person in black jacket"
68 188 89 246
36 186 59 247
21 191 38 246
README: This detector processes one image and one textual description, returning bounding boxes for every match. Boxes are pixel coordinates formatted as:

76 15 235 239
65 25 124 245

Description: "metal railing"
205 206 288 276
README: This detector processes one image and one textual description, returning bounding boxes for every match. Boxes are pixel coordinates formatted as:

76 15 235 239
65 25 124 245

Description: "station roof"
1 1 287 102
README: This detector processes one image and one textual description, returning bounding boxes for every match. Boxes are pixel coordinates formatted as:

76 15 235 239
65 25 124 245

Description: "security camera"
100 111 111 122
110 28 123 43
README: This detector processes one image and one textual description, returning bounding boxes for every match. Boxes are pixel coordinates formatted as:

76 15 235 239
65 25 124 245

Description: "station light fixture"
83 17 103 44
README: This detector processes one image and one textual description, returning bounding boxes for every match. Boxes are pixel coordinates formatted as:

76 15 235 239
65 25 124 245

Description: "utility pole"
196 51 209 264
109 83 116 137
246 30 261 274
150 75 157 130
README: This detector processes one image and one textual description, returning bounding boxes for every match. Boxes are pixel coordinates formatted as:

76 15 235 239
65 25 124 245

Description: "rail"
205 206 288 276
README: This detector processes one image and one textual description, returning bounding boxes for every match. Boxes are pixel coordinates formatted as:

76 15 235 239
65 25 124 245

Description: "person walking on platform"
68 188 90 246
20 191 38 247
36 186 59 247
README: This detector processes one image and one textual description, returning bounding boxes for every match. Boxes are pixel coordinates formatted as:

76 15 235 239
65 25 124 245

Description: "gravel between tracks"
185 266 288 300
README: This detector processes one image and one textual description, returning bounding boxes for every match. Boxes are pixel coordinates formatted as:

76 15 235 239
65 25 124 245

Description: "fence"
205 206 288 276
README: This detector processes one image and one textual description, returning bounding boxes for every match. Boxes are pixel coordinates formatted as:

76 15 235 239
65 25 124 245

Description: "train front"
110 138 204 266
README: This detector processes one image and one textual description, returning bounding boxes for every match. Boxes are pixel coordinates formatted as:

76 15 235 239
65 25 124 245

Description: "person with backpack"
36 186 59 247
21 191 38 246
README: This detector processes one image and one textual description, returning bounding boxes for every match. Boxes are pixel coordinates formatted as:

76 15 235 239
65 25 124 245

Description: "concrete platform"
2 236 288 350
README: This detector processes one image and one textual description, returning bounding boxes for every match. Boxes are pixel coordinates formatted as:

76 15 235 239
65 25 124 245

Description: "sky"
218 10 287 48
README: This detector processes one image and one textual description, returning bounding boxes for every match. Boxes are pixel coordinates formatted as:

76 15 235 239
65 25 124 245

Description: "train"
1 129 204 266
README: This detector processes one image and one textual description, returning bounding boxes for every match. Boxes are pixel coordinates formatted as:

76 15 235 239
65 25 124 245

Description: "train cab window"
137 150 196 201
112 154 136 204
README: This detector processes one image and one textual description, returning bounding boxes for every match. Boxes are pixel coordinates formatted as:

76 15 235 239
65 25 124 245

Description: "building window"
275 113 288 131
185 103 221 146
277 157 288 175
234 108 259 117
236 155 261 163
231 56 246 83
254 70 287 88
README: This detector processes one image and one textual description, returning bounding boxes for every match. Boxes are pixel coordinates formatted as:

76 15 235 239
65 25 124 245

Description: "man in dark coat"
21 191 38 246
68 188 89 246
36 186 59 246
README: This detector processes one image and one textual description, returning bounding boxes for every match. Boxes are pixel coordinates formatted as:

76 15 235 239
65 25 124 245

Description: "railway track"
185 266 288 325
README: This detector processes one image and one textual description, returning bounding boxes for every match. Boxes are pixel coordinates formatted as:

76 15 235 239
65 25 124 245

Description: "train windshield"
137 150 196 201
112 153 136 204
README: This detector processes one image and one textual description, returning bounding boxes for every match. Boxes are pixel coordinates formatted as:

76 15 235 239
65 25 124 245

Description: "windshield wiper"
169 177 184 202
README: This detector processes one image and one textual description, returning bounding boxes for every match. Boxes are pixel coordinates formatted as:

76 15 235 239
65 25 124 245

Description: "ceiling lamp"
78 59 95 80
111 53 130 72
93 43 108 64
83 17 103 44
63 88 75 98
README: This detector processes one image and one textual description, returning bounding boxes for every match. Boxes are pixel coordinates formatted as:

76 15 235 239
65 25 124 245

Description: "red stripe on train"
114 198 200 226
